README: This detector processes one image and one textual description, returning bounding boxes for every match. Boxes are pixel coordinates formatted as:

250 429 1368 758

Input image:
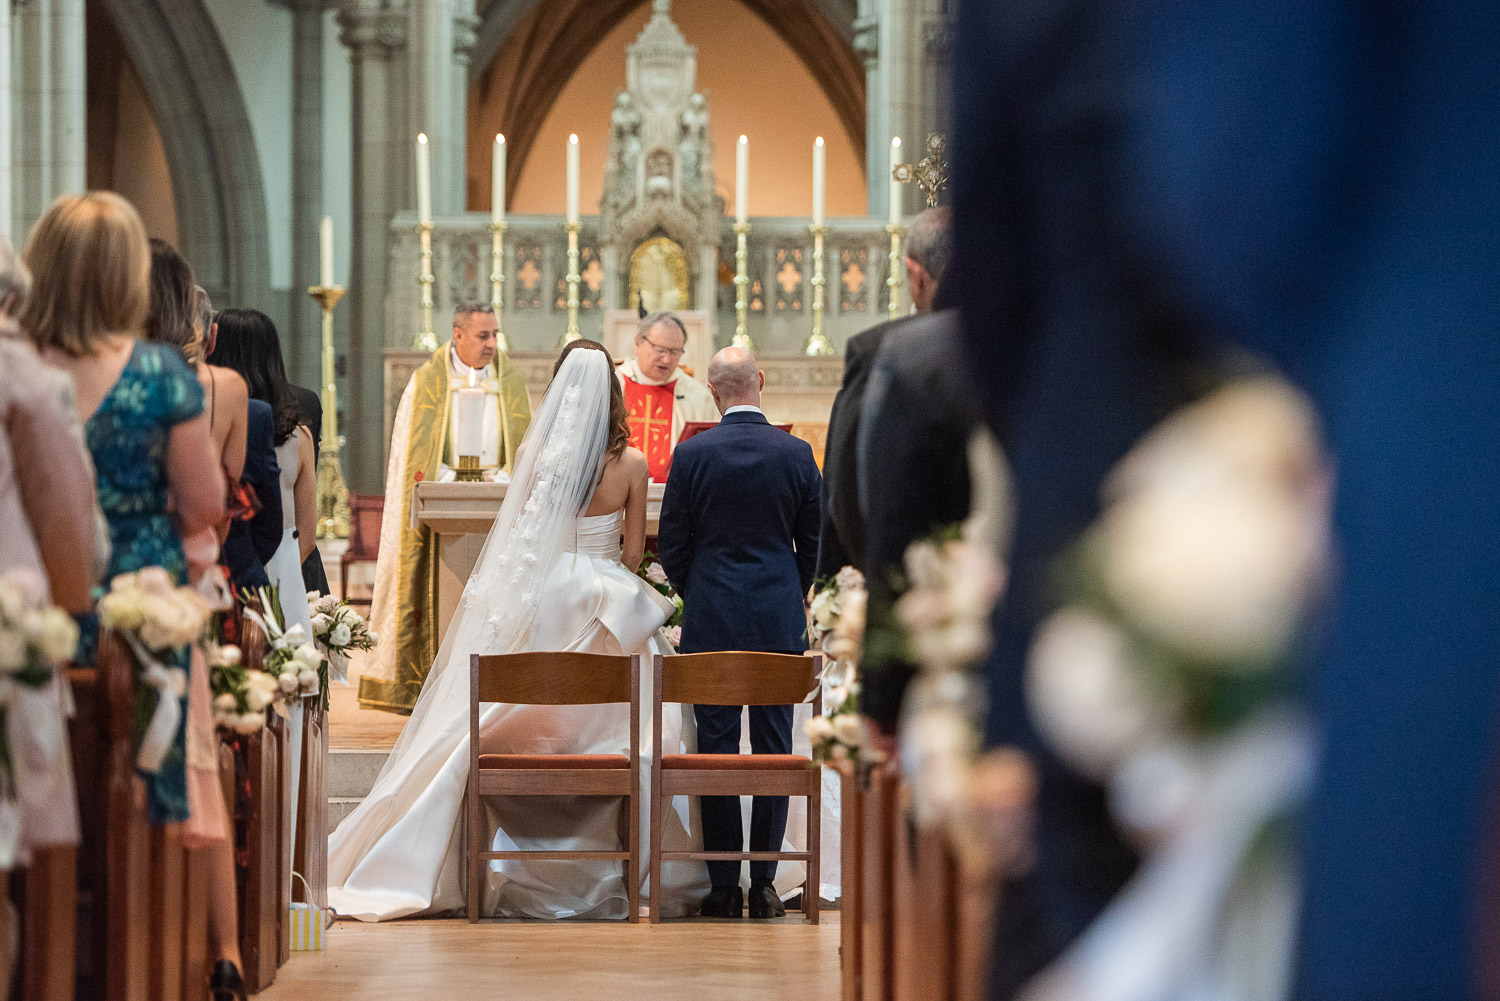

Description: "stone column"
872 0 949 219
50 0 84 196
450 0 477 211
0 1 12 239
407 0 454 212
285 0 330 387
14 0 53 240
853 0 884 219
340 2 408 491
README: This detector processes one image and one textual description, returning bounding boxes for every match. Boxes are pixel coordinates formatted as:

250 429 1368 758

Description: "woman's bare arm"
167 413 226 538
619 448 649 571
294 425 318 561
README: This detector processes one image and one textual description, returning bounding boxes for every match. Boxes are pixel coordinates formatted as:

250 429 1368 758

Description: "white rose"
809 589 838 631
35 609 79 662
213 693 238 713
803 715 835 743
97 590 145 632
235 712 265 734
245 686 272 712
366 631 379 646
297 669 320 693
311 613 332 634
329 623 352 648
646 563 669 585
217 645 242 668
108 572 138 594
1100 477 1319 664
832 713 864 747
306 591 321 604
278 673 299 694
136 566 173 596
1025 608 1175 781
0 630 24 672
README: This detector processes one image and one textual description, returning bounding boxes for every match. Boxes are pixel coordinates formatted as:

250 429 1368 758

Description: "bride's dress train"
329 512 712 920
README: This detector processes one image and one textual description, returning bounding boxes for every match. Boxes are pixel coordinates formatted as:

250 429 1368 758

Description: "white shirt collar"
723 404 764 417
449 344 488 381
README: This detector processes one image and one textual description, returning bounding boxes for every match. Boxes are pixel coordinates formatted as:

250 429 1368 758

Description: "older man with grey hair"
616 309 717 480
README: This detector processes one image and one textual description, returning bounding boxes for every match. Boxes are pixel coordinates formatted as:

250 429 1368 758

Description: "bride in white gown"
329 341 711 920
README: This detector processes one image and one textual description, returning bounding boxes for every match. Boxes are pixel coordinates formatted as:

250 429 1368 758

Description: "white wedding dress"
329 350 837 920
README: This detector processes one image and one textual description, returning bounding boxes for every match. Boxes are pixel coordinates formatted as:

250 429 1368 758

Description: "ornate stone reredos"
601 0 721 277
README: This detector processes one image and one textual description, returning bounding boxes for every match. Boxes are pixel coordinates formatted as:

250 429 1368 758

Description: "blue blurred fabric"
951 0 1500 997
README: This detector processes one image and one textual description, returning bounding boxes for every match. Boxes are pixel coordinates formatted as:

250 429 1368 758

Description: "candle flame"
815 136 824 147
418 132 428 144
469 367 478 388
496 133 505 144
892 136 901 149
739 134 747 144
569 133 578 144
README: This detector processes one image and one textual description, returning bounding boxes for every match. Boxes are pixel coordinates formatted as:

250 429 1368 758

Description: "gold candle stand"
804 223 833 356
308 285 350 538
732 221 753 351
886 222 906 321
562 220 581 344
414 221 437 352
489 220 509 354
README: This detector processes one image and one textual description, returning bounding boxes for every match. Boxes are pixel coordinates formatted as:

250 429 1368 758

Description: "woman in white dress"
329 340 712 920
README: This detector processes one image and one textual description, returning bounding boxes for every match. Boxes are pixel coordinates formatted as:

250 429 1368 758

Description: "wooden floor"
260 914 841 1000
328 651 406 751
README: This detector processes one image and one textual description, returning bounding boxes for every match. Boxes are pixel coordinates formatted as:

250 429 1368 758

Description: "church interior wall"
472 0 866 219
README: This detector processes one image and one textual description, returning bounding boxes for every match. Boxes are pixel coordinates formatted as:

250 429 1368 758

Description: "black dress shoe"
699 885 744 918
210 959 248 1001
747 880 786 919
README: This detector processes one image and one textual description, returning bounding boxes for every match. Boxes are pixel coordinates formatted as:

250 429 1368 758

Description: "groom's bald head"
707 346 764 414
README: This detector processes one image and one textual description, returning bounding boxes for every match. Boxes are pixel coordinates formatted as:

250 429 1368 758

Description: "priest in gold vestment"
615 311 717 480
362 303 532 713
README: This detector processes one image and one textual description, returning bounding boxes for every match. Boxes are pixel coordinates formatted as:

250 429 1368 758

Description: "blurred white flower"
281 623 309 646
804 715 835 743
1025 608 1175 781
297 669 320 693
809 588 839 632
213 693 238 714
278 673 299 694
136 566 173 596
0 631 24 672
235 712 265 734
34 609 78 662
646 563 669 585
330 623 352 647
834 566 865 592
832 713 864 746
1109 741 1202 839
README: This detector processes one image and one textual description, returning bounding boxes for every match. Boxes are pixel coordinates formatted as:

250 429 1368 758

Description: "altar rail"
387 212 901 357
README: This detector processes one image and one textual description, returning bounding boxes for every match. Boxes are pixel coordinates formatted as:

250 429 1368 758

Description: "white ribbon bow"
123 633 189 773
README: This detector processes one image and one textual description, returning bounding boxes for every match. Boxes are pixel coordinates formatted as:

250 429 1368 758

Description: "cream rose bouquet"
0 569 78 686
634 553 684 648
97 567 210 773
804 568 874 767
807 566 865 656
206 641 280 734
243 586 329 711
308 591 376 686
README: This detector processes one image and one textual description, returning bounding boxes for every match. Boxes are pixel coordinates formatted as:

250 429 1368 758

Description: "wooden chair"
649 652 822 924
338 492 384 609
465 652 641 923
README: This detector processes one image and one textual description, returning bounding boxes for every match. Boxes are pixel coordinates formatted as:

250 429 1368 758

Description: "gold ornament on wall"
629 236 691 313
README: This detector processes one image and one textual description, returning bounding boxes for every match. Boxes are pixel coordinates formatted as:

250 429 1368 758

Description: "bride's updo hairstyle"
552 338 630 460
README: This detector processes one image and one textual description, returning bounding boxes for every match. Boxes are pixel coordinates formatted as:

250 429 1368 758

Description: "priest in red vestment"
616 311 718 480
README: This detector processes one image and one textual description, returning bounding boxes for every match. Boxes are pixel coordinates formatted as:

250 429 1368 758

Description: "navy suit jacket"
222 399 282 589
658 410 821 655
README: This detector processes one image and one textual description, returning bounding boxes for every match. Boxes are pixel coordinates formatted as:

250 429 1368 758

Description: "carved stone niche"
599 0 722 322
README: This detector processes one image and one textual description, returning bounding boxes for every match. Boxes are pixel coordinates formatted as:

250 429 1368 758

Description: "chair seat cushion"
477 754 630 770
661 753 812 771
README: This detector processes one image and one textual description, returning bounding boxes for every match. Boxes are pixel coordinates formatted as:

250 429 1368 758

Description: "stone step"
328 747 389 799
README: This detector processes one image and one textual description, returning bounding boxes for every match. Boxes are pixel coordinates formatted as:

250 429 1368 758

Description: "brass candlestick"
489 219 509 354
732 221 753 351
886 222 905 321
562 220 581 344
414 220 437 352
804 223 833 356
308 284 350 538
453 454 483 483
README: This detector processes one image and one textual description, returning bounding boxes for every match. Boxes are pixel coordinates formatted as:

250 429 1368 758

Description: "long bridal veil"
380 347 611 778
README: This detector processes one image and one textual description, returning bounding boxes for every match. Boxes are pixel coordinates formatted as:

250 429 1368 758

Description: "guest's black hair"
209 307 302 446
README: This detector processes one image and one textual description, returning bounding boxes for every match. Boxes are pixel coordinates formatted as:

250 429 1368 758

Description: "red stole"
623 377 676 480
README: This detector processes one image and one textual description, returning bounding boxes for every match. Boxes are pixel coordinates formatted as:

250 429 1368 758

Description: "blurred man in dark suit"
951 0 1500 997
815 207 951 581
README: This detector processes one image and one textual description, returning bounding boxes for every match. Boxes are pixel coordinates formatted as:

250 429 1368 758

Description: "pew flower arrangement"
97 567 211 772
1020 377 1329 1001
308 591 376 685
207 642 280 733
243 586 329 710
0 569 78 683
635 554 684 649
804 567 872 766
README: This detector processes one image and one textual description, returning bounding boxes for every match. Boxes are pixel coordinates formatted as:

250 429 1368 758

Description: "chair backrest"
656 652 820 708
346 493 384 559
470 652 637 706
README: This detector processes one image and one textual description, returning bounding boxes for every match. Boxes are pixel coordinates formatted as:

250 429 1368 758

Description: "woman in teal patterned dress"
23 192 224 825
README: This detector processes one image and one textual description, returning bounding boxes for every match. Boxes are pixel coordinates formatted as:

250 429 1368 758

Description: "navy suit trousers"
693 702 795 887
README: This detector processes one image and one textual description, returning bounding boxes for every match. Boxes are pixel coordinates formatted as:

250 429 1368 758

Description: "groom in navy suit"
658 346 821 920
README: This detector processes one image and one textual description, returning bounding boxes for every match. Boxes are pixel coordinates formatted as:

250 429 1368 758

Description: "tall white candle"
319 215 334 287
492 134 506 226
889 136 903 226
453 368 486 458
416 133 432 225
812 136 826 228
566 133 580 224
735 135 749 224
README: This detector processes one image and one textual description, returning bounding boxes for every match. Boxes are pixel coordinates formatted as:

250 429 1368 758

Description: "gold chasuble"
616 357 717 480
360 341 532 714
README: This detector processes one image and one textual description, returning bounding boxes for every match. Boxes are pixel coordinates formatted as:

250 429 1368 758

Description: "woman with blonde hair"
23 193 244 999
